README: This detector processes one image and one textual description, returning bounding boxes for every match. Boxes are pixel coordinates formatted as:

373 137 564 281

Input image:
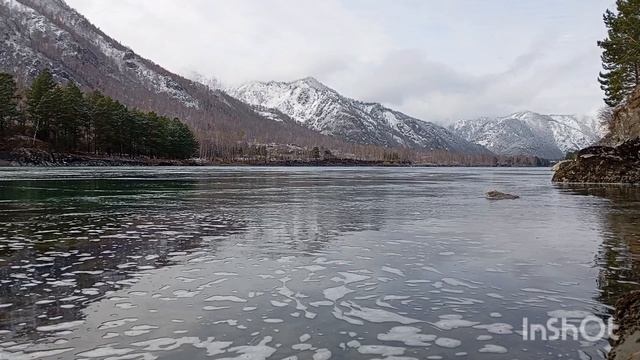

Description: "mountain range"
230 78 487 154
0 0 604 161
450 111 605 160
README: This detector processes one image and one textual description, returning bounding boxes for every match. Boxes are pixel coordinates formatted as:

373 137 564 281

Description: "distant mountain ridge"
450 111 605 160
230 77 489 155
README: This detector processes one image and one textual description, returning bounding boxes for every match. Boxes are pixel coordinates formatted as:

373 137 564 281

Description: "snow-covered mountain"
230 77 489 155
450 111 605 160
0 0 346 150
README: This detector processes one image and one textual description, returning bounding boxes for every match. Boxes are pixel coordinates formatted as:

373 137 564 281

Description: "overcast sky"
66 0 614 124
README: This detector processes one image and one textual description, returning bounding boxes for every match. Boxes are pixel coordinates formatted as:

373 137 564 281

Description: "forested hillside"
0 70 199 159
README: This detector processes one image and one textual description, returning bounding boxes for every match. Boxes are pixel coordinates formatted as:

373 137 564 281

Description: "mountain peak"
507 110 543 119
230 77 487 155
295 76 332 92
451 112 603 159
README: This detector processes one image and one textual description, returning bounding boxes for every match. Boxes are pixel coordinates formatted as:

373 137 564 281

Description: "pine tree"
35 86 64 146
60 82 87 151
598 0 640 107
26 69 57 142
0 73 18 136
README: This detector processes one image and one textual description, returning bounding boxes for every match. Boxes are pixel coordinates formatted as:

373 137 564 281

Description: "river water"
0 167 639 359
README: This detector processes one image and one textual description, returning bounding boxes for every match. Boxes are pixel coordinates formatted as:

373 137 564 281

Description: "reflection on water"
0 167 638 359
556 185 640 308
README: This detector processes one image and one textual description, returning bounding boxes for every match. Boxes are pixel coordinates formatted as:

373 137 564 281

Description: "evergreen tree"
59 82 85 151
167 117 199 159
35 86 64 146
598 0 640 107
5 68 199 159
26 69 57 141
0 73 18 136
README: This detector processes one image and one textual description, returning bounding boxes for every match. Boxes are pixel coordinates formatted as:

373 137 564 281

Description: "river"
0 167 639 359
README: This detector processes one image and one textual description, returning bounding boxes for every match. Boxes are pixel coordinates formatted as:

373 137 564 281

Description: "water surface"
0 167 639 359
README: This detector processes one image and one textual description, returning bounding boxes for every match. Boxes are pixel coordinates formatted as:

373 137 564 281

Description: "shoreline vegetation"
0 71 553 168
0 147 550 167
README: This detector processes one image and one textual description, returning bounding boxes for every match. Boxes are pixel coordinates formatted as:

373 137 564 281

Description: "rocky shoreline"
552 138 640 184
608 291 640 360
0 148 413 167
0 148 204 167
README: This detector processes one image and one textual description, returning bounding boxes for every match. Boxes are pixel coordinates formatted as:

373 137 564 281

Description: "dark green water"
0 167 639 359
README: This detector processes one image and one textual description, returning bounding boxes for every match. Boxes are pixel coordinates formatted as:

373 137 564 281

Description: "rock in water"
485 191 519 200
552 139 640 184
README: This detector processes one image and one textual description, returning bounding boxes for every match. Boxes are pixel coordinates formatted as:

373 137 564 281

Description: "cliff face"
602 88 640 146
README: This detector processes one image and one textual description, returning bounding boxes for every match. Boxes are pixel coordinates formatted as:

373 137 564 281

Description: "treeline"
0 70 198 159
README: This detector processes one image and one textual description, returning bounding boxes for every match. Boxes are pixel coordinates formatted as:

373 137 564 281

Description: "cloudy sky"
66 0 614 124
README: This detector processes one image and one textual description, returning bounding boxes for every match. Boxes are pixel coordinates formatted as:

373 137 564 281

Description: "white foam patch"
343 302 421 324
217 336 276 360
300 265 326 272
76 346 133 358
204 296 247 303
377 326 436 346
323 286 353 302
478 344 508 353
0 348 74 359
547 310 593 318
173 290 198 298
382 266 405 277
132 337 232 356
442 278 478 289
435 337 462 348
357 345 405 356
486 293 504 299
36 320 84 332
431 316 479 330
521 288 558 294
422 266 443 274
264 318 283 323
312 348 332 360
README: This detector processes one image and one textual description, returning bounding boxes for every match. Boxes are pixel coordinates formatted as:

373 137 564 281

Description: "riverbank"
608 291 640 360
552 139 640 184
0 148 203 167
0 147 551 167
0 148 412 167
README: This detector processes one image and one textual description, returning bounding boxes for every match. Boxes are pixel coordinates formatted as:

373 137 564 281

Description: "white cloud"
66 0 614 124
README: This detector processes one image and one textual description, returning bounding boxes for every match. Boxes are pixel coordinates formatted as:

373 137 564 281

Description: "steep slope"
0 0 345 151
230 78 489 155
601 87 640 146
451 111 604 160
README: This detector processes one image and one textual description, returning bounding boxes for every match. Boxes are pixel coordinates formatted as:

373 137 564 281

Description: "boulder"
485 190 519 200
